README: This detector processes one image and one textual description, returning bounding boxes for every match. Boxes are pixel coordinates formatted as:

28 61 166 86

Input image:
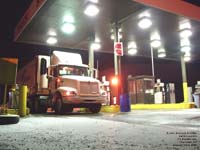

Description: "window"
58 65 88 76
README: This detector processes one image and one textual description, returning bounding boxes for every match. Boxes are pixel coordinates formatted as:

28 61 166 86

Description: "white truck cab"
18 51 106 114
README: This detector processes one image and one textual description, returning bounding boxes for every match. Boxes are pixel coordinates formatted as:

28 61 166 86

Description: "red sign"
114 42 123 56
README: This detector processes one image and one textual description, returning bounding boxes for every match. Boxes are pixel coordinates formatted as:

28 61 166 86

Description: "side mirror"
40 58 47 75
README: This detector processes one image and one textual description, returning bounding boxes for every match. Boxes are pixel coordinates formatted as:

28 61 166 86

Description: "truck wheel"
29 100 39 114
89 104 102 113
53 93 65 115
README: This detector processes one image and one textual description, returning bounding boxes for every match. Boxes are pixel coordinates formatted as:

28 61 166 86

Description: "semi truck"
17 51 106 114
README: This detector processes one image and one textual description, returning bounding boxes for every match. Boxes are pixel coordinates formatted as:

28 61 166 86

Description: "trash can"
193 94 200 108
120 94 131 112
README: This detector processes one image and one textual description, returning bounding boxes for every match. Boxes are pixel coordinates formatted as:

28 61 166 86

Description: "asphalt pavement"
0 109 200 150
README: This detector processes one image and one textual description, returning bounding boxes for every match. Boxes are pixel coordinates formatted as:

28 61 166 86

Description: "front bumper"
62 95 106 104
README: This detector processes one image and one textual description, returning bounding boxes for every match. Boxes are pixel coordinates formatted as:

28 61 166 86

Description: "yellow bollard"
183 82 188 103
19 85 27 117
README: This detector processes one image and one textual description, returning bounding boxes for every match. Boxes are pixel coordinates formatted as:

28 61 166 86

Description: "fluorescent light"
158 48 165 53
184 56 191 62
128 48 137 55
46 37 57 45
181 38 190 47
89 0 98 3
150 32 161 48
63 15 75 23
184 51 191 57
151 40 161 48
138 17 152 29
151 32 160 41
111 34 114 40
158 52 166 58
179 29 192 38
61 22 75 34
179 21 191 30
128 41 137 55
91 42 101 50
157 48 166 58
84 3 99 17
128 41 137 49
181 46 191 52
48 30 57 36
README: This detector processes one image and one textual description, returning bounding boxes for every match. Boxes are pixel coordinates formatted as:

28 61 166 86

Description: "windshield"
58 65 88 76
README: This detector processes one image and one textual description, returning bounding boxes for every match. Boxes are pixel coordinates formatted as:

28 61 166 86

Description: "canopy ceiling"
15 0 200 61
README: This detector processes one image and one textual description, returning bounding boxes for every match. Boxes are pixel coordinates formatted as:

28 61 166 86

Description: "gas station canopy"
15 0 200 61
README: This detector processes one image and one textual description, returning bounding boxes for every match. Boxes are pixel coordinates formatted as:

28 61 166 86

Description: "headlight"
64 91 77 96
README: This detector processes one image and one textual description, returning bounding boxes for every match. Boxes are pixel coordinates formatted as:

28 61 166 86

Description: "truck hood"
59 75 100 83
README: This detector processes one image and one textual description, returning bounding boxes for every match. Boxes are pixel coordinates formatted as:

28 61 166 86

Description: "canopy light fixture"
48 29 57 36
150 32 161 48
84 2 99 17
179 28 192 38
181 46 191 52
110 27 122 41
184 56 191 62
158 48 166 58
89 0 99 3
179 21 191 30
46 37 57 45
128 49 137 55
158 53 166 58
90 42 101 50
61 22 75 34
180 38 191 52
151 40 161 48
138 12 152 29
128 41 137 55
63 15 75 23
179 20 192 38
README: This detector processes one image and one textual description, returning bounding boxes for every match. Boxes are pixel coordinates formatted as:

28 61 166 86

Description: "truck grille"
80 81 99 95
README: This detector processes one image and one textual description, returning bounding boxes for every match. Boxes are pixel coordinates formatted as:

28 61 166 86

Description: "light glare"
61 22 75 34
46 37 57 45
128 49 137 55
179 29 192 38
138 18 152 29
91 42 101 50
151 40 161 48
184 56 191 62
84 4 99 17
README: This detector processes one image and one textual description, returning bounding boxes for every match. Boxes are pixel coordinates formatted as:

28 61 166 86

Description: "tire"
53 92 65 115
0 115 20 125
89 104 102 113
30 98 47 114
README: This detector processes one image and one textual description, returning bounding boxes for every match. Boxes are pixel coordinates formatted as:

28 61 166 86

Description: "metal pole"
150 46 155 78
3 84 8 114
113 23 122 105
180 54 188 103
114 24 119 76
89 45 94 77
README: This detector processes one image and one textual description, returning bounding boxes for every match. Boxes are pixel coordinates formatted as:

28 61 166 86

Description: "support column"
89 45 94 77
150 46 155 78
180 54 188 103
113 23 122 105
2 84 8 114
